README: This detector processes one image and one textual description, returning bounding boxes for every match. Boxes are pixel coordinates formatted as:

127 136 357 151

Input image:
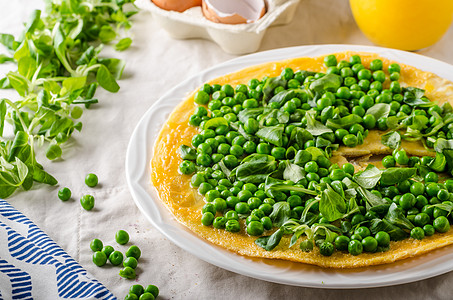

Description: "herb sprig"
0 0 138 198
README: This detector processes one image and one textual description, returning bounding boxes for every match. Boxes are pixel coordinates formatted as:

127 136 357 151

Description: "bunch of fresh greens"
0 0 138 198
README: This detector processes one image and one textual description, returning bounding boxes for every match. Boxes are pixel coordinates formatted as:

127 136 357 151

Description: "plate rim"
125 44 453 289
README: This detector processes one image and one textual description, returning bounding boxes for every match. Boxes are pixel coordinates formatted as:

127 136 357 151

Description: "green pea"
212 216 226 229
348 239 363 255
123 257 138 269
256 143 271 155
271 147 286 160
425 172 439 184
349 124 364 135
201 212 215 226
92 251 107 267
129 285 144 297
143 285 159 299
319 241 334 256
354 226 371 239
334 235 350 251
125 293 139 300
388 63 401 73
445 180 453 192
414 213 430 227
119 266 136 279
80 195 95 211
225 219 241 232
362 236 378 252
425 182 440 197
324 55 337 67
235 202 250 214
115 230 129 245
304 161 319 173
351 214 365 226
102 245 114 257
381 155 396 168
357 68 372 80
126 245 141 260
90 238 103 252
58 187 71 201
423 224 435 236
261 216 272 230
393 150 409 165
438 189 450 201
342 134 358 147
370 59 383 71
433 216 450 233
247 221 264 236
335 128 349 141
410 227 425 240
399 193 415 210
109 250 123 265
139 292 155 300
330 169 346 181
362 114 376 129
375 231 390 247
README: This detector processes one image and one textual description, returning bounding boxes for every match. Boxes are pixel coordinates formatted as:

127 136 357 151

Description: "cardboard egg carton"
136 0 301 54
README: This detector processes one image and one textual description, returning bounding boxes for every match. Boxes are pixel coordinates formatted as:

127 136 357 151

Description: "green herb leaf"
434 138 453 152
319 184 347 222
369 218 407 241
403 87 434 107
305 110 332 136
269 202 292 227
234 154 277 184
427 152 446 172
262 77 287 103
288 127 313 149
203 117 228 130
255 125 284 146
353 164 382 189
96 65 120 93
282 161 305 183
268 90 295 107
381 131 401 149
115 37 132 51
380 167 417 186
358 186 387 207
309 73 342 93
255 229 283 251
179 145 197 161
326 114 363 129
366 103 391 120
385 203 415 231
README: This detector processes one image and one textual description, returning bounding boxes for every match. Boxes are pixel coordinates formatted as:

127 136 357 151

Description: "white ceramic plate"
125 45 453 289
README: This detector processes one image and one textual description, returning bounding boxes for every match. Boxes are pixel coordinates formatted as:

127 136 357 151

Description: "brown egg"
152 0 202 12
202 0 266 24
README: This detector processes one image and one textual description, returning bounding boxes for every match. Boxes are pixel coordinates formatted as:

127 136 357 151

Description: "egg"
202 0 266 24
151 0 202 12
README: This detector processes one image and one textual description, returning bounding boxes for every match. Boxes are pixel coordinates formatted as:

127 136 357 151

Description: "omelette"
150 52 453 268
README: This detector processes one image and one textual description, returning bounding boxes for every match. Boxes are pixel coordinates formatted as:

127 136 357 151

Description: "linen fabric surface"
0 200 115 299
1 0 453 299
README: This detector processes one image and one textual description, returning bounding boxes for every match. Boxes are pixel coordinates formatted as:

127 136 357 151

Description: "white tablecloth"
1 0 453 299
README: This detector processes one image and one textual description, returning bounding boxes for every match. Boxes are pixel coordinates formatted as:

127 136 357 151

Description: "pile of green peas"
178 54 453 256
125 284 159 300
57 173 99 210
90 230 142 278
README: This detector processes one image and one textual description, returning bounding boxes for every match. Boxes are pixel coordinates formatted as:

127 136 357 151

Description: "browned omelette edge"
150 51 453 268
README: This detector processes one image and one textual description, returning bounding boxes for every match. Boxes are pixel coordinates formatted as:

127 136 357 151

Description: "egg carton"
136 0 301 54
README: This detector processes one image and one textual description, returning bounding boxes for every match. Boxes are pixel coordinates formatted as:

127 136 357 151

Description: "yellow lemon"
350 0 453 50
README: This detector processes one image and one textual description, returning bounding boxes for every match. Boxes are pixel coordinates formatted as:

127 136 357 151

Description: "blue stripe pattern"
0 199 116 299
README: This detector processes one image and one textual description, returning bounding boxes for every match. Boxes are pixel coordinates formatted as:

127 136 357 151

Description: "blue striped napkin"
0 199 115 300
